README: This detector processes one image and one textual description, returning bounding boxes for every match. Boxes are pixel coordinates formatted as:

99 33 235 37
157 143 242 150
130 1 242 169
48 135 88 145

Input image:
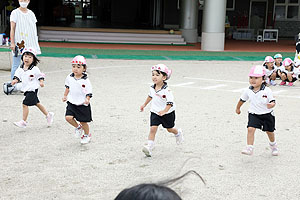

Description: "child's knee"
166 128 172 132
65 116 73 122
81 122 88 126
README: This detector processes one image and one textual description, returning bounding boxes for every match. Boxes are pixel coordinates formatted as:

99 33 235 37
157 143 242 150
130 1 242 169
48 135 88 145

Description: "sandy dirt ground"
0 55 300 200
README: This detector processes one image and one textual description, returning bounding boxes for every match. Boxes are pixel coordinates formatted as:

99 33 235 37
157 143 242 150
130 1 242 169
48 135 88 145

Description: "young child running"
140 64 183 157
12 47 54 128
62 55 93 144
235 65 278 156
263 56 277 86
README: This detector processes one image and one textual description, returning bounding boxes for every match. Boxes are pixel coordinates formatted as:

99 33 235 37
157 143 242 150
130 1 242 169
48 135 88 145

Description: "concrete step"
38 30 186 45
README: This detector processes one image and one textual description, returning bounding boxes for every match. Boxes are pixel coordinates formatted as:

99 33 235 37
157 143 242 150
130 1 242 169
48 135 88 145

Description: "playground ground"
0 40 299 199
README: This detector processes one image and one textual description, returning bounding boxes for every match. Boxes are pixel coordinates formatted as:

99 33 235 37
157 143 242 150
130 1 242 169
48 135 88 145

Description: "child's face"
275 58 282 63
152 70 166 84
23 54 34 67
266 62 274 69
72 64 85 76
285 64 292 71
249 76 263 88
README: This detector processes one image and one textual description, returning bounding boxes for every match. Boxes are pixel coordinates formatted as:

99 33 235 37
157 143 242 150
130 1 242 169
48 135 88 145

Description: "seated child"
263 56 277 86
280 58 297 86
274 54 283 79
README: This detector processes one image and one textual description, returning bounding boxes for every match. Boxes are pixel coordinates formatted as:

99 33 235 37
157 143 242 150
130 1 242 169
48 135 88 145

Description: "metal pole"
179 0 198 43
201 0 227 51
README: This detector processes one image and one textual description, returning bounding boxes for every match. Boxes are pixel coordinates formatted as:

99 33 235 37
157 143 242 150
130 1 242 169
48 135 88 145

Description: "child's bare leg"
81 122 89 135
36 103 49 116
270 73 276 80
22 104 29 121
287 74 293 82
148 126 158 141
247 127 256 145
65 116 78 128
166 127 178 135
280 74 286 81
266 131 275 142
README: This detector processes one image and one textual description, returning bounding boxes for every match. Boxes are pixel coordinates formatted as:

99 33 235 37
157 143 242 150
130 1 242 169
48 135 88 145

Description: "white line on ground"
0 64 148 78
272 90 286 94
231 88 246 93
184 76 248 84
202 84 227 90
170 82 195 87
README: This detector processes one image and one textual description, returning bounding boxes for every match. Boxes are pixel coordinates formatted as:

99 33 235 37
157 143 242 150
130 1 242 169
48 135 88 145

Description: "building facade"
1 0 299 39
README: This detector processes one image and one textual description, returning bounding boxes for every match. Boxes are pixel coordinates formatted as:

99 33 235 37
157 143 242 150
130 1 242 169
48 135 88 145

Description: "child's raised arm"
140 96 152 112
236 99 245 114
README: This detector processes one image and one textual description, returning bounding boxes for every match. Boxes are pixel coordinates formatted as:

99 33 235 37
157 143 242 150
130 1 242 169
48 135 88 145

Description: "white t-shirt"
240 85 275 115
14 64 44 92
275 63 284 73
10 8 41 54
65 73 92 106
149 83 175 115
265 65 277 77
293 67 300 79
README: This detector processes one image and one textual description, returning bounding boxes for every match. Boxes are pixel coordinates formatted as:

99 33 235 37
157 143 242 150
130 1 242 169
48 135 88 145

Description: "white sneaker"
80 134 91 144
241 145 254 155
175 128 184 145
270 144 279 156
270 80 277 86
13 120 27 128
142 144 153 157
75 124 83 138
46 112 54 127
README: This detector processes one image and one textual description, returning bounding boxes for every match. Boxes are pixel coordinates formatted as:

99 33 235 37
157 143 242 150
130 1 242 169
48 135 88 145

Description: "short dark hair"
21 52 40 66
115 183 182 200
154 70 167 77
115 170 205 200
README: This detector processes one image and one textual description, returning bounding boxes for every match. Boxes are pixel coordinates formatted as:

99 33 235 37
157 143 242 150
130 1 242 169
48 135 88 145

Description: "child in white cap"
236 65 278 156
263 56 277 86
280 58 297 86
140 64 183 157
11 47 54 128
274 54 284 79
62 55 93 144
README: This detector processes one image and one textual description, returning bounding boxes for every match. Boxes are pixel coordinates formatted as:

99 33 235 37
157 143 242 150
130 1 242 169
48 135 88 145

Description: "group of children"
9 48 182 151
263 53 300 86
10 48 92 144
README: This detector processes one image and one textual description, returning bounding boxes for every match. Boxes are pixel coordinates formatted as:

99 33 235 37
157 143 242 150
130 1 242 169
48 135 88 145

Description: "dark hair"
115 183 182 200
21 52 40 66
154 70 167 78
82 64 87 72
115 170 205 200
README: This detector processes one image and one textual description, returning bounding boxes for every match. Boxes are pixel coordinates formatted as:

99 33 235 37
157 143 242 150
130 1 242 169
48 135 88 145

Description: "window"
289 0 299 3
226 0 235 11
287 6 298 18
275 6 286 19
274 0 300 20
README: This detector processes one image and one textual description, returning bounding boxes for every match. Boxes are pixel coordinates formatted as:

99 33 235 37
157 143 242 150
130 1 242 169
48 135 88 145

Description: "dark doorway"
34 0 162 29
249 1 267 34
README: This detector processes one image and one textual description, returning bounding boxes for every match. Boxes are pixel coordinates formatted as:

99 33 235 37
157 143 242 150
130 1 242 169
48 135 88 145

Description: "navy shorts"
247 112 275 132
23 89 40 106
150 111 175 128
66 101 92 122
